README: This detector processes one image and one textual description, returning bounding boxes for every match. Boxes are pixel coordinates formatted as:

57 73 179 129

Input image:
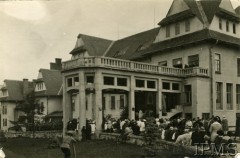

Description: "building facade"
62 0 240 134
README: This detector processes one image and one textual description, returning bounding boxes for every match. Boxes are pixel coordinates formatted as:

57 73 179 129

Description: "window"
74 77 79 86
184 85 192 105
120 95 124 109
226 21 229 32
172 83 180 91
188 54 199 67
111 96 115 109
3 119 7 127
117 78 127 86
102 97 106 110
238 58 240 76
86 99 88 111
173 58 182 68
166 25 170 37
104 76 114 85
158 61 167 66
226 83 233 110
67 78 73 87
175 22 180 35
219 18 222 30
215 54 221 73
86 76 94 84
216 82 223 110
163 82 170 90
147 81 156 89
2 106 7 115
233 23 236 34
185 19 190 32
237 84 240 110
136 79 145 88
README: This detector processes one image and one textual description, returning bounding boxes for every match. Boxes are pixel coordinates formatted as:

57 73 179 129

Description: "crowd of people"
103 115 234 151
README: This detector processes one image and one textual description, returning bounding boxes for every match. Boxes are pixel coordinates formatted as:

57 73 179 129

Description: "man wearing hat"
221 115 229 135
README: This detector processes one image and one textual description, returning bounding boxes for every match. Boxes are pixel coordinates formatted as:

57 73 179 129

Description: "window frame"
226 83 233 110
185 19 190 32
166 25 170 37
215 54 221 73
226 20 229 32
233 23 236 34
188 54 199 67
236 84 240 110
175 22 180 35
219 18 222 30
216 82 223 110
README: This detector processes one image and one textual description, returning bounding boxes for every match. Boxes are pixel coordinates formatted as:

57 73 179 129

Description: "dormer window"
226 21 229 32
175 22 180 35
185 19 190 32
166 25 170 37
35 82 45 91
233 23 236 34
219 18 222 30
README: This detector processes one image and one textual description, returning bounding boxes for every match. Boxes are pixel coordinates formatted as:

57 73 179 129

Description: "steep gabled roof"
36 69 62 96
70 34 112 56
129 29 240 60
159 0 239 26
0 80 34 102
105 28 160 59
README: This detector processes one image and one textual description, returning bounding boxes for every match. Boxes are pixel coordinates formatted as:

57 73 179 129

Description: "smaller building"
34 58 63 116
0 79 34 131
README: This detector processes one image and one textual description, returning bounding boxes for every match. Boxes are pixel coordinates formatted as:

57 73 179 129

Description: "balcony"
62 57 209 77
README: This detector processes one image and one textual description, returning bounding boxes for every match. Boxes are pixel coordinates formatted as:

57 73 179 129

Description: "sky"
0 0 239 84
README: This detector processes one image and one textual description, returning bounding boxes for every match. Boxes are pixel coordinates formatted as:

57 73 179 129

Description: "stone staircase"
161 105 183 119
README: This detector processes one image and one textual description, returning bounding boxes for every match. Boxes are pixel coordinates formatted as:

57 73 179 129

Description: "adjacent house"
61 0 240 135
0 79 34 131
34 58 63 117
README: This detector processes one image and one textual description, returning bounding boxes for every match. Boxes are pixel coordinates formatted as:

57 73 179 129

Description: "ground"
0 138 146 158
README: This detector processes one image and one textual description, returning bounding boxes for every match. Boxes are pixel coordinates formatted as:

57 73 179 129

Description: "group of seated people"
103 115 235 153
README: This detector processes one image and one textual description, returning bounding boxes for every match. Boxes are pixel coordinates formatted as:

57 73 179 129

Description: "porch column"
129 76 135 120
95 70 103 138
157 78 162 118
79 71 86 134
63 76 71 134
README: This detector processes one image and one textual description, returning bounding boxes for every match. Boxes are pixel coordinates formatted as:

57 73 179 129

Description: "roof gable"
39 69 62 96
70 34 112 57
167 0 190 16
219 0 235 14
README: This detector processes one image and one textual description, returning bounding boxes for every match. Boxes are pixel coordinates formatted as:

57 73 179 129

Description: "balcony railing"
62 57 209 77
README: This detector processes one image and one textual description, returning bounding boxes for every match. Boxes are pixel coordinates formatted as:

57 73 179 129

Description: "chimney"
50 58 62 70
23 78 29 96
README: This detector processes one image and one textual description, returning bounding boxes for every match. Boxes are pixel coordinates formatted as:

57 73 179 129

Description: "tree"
18 91 41 123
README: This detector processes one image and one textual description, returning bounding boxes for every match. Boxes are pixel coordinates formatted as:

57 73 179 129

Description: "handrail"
62 57 209 77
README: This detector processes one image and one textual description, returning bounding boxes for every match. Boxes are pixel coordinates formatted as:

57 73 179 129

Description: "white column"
63 76 71 134
157 78 162 118
95 70 103 138
129 76 135 120
79 71 86 135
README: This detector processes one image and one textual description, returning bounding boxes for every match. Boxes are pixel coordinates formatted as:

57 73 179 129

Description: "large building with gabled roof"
61 0 240 135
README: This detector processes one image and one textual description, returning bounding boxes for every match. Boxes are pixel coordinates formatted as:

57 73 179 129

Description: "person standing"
60 131 77 158
209 117 222 142
221 115 229 135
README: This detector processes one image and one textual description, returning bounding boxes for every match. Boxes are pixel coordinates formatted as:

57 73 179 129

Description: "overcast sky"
0 0 239 84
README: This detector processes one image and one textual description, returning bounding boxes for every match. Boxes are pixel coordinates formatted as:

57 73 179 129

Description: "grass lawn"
1 138 147 158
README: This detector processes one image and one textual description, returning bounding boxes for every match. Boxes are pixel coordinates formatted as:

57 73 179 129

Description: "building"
62 0 240 135
34 58 63 116
0 79 34 131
